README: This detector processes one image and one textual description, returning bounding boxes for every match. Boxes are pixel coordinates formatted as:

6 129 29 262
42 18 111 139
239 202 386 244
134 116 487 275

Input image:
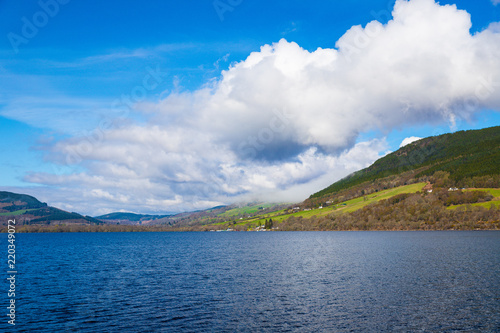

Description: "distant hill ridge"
311 126 500 198
96 212 172 223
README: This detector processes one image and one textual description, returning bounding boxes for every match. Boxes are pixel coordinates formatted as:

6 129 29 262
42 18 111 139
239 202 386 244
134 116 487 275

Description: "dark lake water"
2 231 499 332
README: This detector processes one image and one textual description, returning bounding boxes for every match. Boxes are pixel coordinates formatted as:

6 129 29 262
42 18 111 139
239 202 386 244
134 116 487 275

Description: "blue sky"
1 0 499 215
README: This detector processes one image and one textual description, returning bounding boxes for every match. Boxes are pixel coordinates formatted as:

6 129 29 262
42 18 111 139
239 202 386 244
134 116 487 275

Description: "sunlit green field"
219 203 280 218
0 209 37 216
447 188 500 210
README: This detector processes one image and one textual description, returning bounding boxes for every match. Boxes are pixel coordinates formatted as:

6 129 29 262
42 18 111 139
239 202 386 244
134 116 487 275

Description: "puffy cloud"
25 0 500 215
162 0 498 156
400 136 422 147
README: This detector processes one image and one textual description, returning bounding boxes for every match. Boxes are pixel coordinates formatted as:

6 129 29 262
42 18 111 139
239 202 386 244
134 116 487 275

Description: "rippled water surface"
4 231 500 332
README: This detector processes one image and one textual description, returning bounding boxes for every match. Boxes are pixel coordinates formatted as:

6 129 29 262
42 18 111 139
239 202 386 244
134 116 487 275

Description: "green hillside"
0 191 102 226
311 126 500 198
222 183 428 229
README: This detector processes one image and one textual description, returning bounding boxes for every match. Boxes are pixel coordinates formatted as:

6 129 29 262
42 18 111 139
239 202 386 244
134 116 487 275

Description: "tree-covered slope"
26 207 102 224
311 126 500 198
0 191 48 211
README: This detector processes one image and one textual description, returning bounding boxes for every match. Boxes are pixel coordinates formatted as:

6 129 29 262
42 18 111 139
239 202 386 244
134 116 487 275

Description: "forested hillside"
311 126 500 198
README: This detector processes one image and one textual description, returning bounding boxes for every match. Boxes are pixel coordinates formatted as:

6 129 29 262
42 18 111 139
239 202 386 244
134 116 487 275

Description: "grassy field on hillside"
447 201 500 210
468 188 500 197
0 208 37 216
219 203 279 218
447 188 500 210
336 182 427 213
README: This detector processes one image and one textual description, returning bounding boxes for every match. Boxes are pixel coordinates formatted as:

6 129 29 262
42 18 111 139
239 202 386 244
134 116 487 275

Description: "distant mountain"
95 212 172 224
0 191 101 225
311 125 500 199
